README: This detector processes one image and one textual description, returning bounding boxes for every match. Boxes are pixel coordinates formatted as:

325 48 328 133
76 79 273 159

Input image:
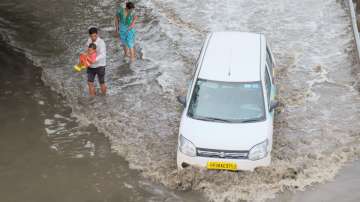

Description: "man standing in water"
85 27 107 96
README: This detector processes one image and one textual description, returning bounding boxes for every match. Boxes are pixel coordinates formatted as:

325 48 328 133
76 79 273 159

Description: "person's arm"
128 15 138 30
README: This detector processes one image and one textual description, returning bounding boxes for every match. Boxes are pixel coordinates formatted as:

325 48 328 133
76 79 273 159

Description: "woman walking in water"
115 1 138 62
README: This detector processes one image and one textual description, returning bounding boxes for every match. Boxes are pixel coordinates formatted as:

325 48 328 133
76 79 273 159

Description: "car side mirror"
269 100 279 112
177 96 186 107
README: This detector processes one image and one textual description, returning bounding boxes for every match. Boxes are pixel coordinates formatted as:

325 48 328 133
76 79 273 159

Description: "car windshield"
187 79 265 123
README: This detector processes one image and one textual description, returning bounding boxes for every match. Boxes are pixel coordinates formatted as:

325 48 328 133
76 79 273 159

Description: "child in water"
73 43 97 72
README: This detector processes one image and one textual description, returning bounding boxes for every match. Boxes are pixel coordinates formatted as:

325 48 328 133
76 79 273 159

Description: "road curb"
348 0 360 61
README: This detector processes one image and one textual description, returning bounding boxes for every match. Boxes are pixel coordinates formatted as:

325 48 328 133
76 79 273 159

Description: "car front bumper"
177 149 271 171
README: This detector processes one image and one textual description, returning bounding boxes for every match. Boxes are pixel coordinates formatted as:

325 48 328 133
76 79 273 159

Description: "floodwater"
1 0 360 201
270 160 360 202
0 41 203 202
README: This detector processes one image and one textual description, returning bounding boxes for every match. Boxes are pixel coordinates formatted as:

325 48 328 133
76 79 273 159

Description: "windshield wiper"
197 116 233 123
240 118 262 123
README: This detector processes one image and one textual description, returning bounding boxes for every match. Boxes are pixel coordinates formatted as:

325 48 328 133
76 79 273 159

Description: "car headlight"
179 135 196 157
248 139 269 161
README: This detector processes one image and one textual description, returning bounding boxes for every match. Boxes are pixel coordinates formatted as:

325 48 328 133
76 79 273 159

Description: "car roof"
198 32 263 82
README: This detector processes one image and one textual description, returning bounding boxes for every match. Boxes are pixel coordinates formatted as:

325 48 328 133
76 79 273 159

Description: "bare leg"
130 47 136 62
88 82 96 96
100 83 107 95
122 45 130 57
126 47 130 57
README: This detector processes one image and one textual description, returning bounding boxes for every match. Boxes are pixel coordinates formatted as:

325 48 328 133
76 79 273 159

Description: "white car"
177 32 278 171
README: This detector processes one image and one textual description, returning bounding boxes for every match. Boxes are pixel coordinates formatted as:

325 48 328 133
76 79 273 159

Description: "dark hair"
88 43 96 49
88 27 98 35
126 2 135 10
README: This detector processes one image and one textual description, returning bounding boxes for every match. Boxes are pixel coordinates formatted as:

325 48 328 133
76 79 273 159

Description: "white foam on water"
74 154 85 158
124 182 134 189
50 144 59 151
44 119 54 125
54 113 73 122
84 140 94 148
45 127 58 135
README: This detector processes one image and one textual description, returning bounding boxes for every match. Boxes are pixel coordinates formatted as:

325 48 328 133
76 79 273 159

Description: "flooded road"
0 41 202 202
269 160 360 202
1 0 360 201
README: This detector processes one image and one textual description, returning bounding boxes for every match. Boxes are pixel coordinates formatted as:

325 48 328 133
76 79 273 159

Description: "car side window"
266 46 273 77
265 67 272 105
